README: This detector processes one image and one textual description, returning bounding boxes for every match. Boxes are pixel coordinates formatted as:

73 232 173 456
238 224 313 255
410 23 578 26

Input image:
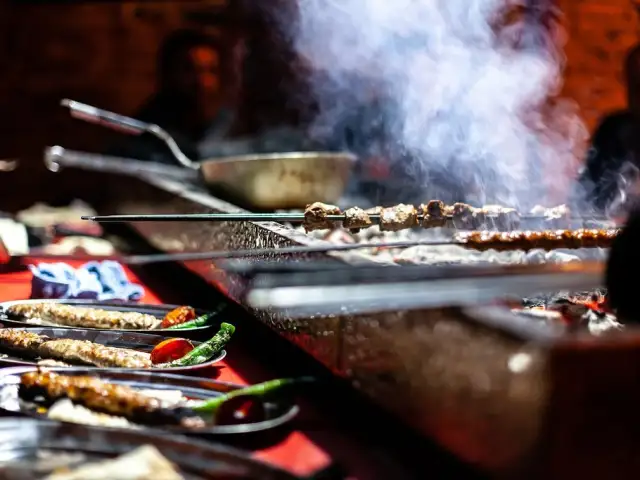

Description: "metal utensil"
44 146 199 181
58 99 357 209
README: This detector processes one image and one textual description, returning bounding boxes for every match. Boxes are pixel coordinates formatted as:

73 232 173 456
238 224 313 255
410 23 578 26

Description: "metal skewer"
82 213 610 224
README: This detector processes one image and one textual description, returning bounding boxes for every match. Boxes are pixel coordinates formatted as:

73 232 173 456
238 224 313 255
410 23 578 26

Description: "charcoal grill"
96 172 640 479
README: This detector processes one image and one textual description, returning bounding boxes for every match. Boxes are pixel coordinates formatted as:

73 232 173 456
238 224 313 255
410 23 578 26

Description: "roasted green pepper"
191 377 314 413
165 322 235 367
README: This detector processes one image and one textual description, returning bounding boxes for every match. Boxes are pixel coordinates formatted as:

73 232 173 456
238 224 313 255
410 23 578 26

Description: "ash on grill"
515 289 623 335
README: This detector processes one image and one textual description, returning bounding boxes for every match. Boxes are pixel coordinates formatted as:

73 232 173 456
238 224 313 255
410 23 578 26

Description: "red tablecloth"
0 261 331 477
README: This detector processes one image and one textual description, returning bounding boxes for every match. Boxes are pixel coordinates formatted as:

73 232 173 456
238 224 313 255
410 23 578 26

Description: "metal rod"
82 213 609 224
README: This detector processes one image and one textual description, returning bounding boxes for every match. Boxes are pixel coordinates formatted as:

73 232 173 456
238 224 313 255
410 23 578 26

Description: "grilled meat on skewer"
0 329 47 358
343 207 372 232
304 202 341 232
6 303 161 330
20 371 205 428
531 204 570 221
454 229 619 252
475 205 520 230
0 329 152 368
451 203 475 229
38 339 152 368
420 200 449 228
301 201 595 232
380 204 418 231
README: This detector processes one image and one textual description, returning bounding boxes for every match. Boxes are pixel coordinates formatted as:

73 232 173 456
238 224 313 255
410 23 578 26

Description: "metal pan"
0 327 226 373
0 299 221 339
0 366 300 436
0 418 300 479
45 99 356 210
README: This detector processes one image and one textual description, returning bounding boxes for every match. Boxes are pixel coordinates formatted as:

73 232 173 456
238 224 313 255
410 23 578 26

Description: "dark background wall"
0 0 304 211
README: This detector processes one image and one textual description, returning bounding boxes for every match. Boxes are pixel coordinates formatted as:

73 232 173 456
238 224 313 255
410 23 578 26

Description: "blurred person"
108 29 239 164
574 44 640 215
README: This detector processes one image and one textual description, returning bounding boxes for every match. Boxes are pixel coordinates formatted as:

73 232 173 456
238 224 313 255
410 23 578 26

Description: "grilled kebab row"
304 201 572 232
453 228 619 252
0 329 152 368
20 371 204 429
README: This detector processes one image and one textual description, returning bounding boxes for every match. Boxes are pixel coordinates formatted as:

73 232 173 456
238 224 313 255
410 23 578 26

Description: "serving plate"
0 328 226 373
0 367 299 436
0 418 299 479
0 299 221 339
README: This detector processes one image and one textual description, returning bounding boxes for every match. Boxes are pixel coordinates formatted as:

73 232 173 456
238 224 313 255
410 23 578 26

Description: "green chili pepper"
166 322 235 367
191 377 314 414
166 310 222 330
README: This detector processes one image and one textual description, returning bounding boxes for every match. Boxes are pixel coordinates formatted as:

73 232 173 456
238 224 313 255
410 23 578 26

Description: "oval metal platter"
0 327 226 373
0 299 222 339
0 366 299 436
0 418 299 480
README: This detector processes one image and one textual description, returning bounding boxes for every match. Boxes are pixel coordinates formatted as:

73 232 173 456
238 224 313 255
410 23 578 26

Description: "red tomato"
161 306 196 329
150 338 194 364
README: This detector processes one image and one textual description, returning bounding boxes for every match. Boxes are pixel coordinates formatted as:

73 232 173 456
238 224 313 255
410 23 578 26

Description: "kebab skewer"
0 324 234 369
453 228 619 252
83 201 603 233
5 303 162 330
19 371 308 430
20 371 205 428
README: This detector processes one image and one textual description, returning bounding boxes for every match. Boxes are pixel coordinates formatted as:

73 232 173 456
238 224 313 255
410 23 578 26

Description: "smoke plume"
285 0 587 208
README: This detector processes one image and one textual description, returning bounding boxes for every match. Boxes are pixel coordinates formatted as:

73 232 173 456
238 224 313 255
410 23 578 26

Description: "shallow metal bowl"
200 151 357 210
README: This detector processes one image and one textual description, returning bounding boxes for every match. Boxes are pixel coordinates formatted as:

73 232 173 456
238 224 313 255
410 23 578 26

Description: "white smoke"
286 0 587 208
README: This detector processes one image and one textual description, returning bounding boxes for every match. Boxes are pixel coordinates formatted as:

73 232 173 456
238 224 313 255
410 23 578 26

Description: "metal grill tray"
0 366 299 436
0 299 219 338
0 418 298 479
0 327 226 373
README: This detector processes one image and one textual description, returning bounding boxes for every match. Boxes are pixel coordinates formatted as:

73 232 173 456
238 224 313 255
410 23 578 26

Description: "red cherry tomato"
161 306 196 328
150 338 194 364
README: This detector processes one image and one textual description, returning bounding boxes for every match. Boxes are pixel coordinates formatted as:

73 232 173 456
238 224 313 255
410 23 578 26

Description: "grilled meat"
37 339 151 368
6 303 161 330
0 329 47 358
454 229 619 252
420 200 449 228
451 203 475 229
301 201 583 233
343 207 372 232
304 202 341 232
0 329 152 368
365 206 383 215
531 204 570 221
474 205 520 230
380 204 418 231
20 371 205 429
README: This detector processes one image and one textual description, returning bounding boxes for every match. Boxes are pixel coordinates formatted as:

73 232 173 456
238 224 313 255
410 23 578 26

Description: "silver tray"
0 328 226 373
0 299 219 338
0 366 299 436
0 418 298 479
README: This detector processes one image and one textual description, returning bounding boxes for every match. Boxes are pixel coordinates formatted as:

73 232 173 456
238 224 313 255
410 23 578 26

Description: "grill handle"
60 98 197 169
44 145 199 183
